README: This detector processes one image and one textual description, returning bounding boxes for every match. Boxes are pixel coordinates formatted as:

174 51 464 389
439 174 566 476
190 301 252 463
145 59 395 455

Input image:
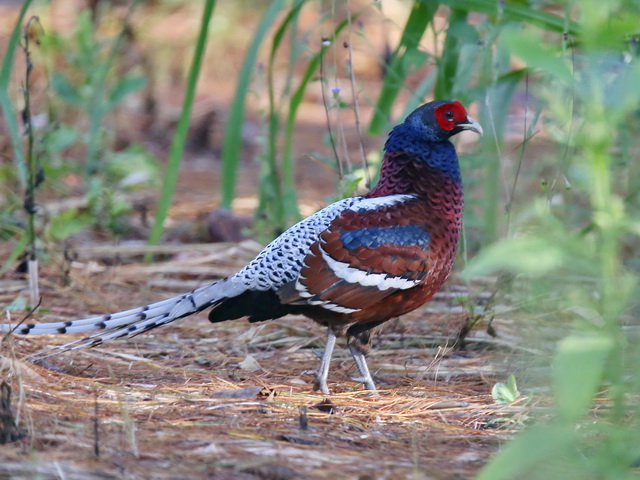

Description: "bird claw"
313 377 331 395
352 376 378 393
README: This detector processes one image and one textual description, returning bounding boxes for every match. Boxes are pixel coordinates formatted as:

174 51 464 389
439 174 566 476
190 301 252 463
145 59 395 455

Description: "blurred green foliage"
0 3 158 266
462 0 640 477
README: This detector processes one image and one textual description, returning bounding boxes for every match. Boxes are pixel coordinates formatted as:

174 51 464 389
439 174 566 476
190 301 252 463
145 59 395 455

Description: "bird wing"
279 194 432 313
1 193 426 349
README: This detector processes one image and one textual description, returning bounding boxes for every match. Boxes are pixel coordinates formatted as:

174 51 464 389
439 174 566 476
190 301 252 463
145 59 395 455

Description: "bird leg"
313 328 337 395
346 324 383 391
348 342 377 391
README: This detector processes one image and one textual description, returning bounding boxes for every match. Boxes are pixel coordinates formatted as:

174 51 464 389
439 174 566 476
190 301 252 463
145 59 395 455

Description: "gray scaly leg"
314 329 337 395
348 343 377 391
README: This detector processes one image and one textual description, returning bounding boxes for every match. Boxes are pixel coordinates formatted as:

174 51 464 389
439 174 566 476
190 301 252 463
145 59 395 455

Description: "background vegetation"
1 0 640 478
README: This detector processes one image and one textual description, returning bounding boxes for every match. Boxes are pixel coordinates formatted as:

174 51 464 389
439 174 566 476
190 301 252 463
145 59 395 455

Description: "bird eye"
444 110 454 121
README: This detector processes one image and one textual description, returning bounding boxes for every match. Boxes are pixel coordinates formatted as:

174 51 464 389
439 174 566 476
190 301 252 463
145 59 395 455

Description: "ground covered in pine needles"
0 239 538 480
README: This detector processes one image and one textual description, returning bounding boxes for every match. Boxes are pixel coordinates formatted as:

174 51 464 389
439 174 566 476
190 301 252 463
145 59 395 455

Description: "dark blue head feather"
383 100 481 182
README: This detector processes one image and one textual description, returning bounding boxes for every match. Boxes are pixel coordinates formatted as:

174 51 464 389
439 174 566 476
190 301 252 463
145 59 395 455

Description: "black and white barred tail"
0 280 235 350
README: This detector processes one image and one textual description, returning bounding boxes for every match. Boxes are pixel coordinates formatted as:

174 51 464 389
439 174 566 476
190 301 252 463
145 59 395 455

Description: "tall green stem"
146 0 216 254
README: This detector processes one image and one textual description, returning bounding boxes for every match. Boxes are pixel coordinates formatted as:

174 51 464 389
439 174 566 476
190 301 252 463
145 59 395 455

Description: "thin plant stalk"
21 17 43 307
319 41 342 183
345 2 370 189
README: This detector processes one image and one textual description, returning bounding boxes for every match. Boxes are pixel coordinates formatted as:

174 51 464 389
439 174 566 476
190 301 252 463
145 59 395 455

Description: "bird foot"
352 375 378 393
313 377 331 395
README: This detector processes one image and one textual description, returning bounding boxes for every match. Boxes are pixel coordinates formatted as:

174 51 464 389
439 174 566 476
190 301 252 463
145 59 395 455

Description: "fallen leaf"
238 355 261 372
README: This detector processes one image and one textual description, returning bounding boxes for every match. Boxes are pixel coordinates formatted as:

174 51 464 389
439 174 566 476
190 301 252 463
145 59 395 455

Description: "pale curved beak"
458 115 483 136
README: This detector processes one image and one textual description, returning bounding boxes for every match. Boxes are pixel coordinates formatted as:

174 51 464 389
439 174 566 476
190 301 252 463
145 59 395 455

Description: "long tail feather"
1 277 243 351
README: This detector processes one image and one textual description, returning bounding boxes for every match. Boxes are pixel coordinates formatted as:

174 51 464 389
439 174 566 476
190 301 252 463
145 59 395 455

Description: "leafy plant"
462 2 640 478
492 374 521 405
42 8 150 222
1 3 160 253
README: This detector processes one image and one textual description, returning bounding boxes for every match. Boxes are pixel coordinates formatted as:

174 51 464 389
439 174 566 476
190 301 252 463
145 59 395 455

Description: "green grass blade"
0 0 33 189
368 0 438 135
146 0 216 253
281 17 350 208
220 0 286 210
439 0 579 35
399 69 437 119
434 9 467 99
269 0 306 66
276 0 307 224
259 0 307 234
1 232 29 274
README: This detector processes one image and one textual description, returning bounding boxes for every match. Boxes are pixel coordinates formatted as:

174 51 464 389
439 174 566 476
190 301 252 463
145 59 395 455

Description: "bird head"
403 100 483 142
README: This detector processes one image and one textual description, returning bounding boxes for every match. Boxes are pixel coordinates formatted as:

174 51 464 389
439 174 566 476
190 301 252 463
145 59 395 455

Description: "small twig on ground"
94 389 100 458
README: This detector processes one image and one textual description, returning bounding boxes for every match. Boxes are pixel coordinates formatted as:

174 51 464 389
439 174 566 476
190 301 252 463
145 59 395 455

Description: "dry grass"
0 243 536 480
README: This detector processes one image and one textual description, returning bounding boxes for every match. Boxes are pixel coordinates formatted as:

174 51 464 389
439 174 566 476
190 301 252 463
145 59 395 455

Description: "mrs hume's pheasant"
2 100 482 394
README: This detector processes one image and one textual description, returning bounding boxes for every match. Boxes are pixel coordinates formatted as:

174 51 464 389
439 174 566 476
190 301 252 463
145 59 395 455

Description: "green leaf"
492 375 521 405
502 27 573 84
108 74 147 106
368 0 438 135
51 72 83 105
476 424 575 480
48 209 94 241
1 232 28 273
439 0 579 36
4 295 27 312
340 173 364 198
553 334 614 423
0 0 33 188
45 125 78 153
107 144 159 189
461 236 565 280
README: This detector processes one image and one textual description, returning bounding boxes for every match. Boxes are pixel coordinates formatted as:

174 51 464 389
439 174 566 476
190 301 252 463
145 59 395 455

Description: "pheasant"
2 100 482 394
